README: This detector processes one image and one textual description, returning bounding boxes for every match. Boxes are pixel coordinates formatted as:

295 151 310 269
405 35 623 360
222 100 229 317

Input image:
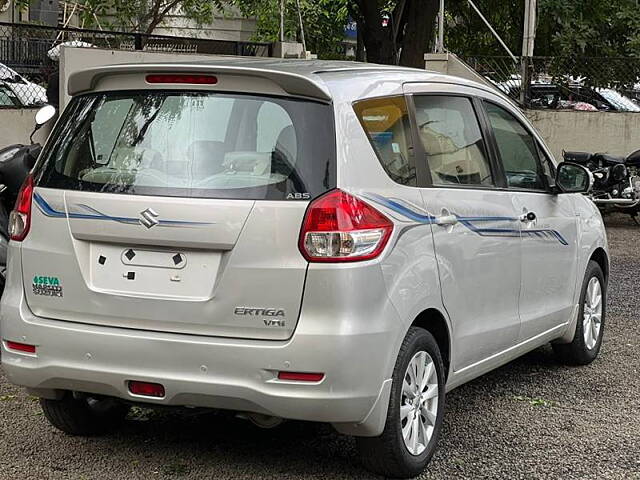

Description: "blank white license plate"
88 242 221 300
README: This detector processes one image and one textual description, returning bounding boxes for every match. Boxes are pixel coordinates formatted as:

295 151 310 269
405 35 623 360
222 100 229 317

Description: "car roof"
68 57 497 103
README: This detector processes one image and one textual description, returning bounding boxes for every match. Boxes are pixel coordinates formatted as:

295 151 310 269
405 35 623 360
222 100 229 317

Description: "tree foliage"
21 0 640 65
444 0 524 57
536 0 640 88
446 0 640 57
445 0 640 91
232 0 440 67
538 0 640 57
230 0 350 58
77 0 214 34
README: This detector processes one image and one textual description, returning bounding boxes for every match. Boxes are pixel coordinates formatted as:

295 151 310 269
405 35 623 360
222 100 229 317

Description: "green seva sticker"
32 276 63 297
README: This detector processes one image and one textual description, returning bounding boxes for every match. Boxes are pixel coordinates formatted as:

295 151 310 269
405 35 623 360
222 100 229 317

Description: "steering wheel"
506 169 540 188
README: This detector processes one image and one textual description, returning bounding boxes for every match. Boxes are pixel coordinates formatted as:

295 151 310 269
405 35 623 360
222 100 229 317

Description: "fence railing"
0 21 272 108
463 56 640 112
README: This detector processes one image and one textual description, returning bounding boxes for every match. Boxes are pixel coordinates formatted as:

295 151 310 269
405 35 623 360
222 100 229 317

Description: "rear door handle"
520 211 537 222
435 214 458 226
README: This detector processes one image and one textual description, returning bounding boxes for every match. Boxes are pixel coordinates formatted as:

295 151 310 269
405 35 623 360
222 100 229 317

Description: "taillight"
299 189 393 262
9 174 34 241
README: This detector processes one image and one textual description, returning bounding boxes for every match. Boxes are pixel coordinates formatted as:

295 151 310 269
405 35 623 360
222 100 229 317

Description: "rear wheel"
356 327 445 478
40 393 130 436
553 260 606 365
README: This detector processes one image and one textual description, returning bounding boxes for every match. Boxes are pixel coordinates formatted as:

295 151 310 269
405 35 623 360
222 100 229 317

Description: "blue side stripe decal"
363 192 569 246
33 192 213 227
33 192 66 218
32 190 568 245
364 193 437 223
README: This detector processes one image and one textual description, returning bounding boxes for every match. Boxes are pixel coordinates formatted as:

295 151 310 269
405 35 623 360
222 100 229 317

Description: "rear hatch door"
22 85 335 340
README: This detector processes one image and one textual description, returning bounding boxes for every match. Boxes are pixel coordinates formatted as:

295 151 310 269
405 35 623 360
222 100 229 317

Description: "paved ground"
1 215 639 480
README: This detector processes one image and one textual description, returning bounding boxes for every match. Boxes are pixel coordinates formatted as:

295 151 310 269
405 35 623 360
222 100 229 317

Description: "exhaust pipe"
237 412 284 429
592 198 639 205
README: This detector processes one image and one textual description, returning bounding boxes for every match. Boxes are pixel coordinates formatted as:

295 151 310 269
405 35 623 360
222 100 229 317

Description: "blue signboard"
345 17 357 39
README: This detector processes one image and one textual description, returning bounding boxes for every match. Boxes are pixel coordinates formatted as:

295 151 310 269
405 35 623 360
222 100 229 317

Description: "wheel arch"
410 308 451 380
557 245 609 345
589 247 609 284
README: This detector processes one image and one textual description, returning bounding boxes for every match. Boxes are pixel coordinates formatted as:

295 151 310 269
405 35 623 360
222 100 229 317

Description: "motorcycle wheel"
614 202 640 210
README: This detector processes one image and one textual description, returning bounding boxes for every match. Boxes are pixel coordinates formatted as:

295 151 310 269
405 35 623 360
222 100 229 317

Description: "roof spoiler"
67 63 332 102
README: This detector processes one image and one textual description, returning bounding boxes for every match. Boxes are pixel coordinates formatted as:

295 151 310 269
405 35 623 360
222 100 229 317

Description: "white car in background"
597 88 640 112
0 63 47 106
0 82 23 107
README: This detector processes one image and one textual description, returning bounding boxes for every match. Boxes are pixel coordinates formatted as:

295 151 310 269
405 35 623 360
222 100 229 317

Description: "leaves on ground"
512 395 557 408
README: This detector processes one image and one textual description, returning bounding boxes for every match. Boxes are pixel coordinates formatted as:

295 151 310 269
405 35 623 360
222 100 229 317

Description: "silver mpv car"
1 60 608 478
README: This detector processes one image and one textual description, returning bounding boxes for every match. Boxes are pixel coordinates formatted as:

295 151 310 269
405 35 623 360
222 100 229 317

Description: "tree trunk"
356 24 365 61
356 0 397 64
399 0 440 68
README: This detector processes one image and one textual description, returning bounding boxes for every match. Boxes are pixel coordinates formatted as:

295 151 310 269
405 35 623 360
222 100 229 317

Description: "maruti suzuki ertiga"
0 60 608 478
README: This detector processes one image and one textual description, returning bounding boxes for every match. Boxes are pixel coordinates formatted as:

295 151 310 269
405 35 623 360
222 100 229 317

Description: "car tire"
40 393 130 436
553 260 606 365
356 327 446 478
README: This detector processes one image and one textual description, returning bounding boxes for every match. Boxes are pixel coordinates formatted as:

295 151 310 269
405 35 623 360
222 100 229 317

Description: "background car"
0 82 23 107
0 63 47 106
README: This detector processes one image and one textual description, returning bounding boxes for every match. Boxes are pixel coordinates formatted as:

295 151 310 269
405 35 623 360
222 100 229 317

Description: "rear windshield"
36 91 336 200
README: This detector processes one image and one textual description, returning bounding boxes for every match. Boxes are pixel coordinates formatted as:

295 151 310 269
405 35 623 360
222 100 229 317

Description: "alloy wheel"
583 277 603 350
400 350 439 456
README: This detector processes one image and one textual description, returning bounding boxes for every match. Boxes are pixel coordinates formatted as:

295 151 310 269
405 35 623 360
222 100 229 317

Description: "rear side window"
353 96 416 186
36 91 336 200
413 95 493 187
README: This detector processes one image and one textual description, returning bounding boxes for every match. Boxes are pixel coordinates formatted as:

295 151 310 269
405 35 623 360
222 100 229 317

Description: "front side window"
413 95 493 187
536 142 556 179
485 102 546 191
36 91 335 200
353 96 416 186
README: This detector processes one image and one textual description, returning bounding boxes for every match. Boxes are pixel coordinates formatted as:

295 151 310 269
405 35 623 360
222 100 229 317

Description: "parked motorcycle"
0 105 56 293
564 148 640 223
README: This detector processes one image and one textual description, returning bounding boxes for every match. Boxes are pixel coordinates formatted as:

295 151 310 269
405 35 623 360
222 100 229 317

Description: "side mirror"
35 104 56 126
554 162 593 194
30 105 56 144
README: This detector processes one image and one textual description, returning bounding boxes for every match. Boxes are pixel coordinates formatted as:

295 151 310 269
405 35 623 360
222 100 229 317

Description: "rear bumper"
0 256 400 436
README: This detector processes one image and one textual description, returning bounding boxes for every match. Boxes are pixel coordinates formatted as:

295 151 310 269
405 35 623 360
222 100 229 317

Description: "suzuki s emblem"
139 208 159 229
